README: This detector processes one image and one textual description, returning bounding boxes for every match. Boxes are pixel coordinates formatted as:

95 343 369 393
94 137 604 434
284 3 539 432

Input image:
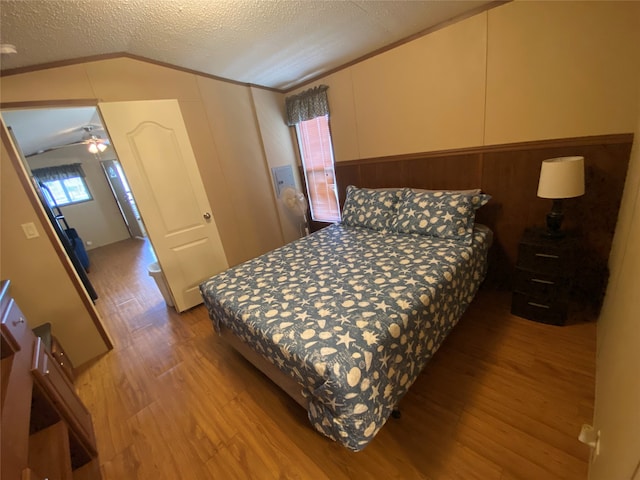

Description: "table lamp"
537 156 585 238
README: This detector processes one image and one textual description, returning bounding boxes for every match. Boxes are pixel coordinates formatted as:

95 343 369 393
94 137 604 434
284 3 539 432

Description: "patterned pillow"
467 192 491 211
341 185 401 232
392 189 491 243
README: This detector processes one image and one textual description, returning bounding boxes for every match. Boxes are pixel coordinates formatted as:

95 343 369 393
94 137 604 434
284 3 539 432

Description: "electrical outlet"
21 222 39 239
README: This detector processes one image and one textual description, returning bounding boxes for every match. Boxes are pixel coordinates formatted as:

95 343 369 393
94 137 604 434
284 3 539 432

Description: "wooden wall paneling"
331 134 633 314
568 141 632 309
403 154 481 190
333 163 360 206
479 148 550 288
361 160 408 189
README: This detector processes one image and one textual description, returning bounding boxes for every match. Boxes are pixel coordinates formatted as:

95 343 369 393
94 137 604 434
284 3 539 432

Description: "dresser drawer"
51 336 75 383
31 338 97 456
1 298 30 358
514 268 570 300
511 292 567 325
516 243 573 275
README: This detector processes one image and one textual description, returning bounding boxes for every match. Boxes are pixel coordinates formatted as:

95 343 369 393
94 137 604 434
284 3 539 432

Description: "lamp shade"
537 156 585 199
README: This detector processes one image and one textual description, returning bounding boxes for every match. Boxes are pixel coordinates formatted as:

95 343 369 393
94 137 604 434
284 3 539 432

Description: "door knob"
203 212 211 220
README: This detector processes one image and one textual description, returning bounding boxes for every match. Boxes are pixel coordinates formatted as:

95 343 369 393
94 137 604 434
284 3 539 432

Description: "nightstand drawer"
511 292 567 325
516 243 573 275
514 268 570 300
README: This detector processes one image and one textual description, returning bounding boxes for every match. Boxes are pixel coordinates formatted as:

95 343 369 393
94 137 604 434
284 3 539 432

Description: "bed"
200 186 492 451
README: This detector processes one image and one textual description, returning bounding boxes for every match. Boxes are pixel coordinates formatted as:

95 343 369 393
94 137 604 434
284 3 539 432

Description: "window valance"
32 163 85 182
285 85 329 126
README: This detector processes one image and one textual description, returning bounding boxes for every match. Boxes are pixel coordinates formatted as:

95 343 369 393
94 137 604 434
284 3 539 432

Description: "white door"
99 100 228 312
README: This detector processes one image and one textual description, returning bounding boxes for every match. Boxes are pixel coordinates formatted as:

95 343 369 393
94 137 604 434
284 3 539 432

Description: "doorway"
1 106 149 303
100 159 146 238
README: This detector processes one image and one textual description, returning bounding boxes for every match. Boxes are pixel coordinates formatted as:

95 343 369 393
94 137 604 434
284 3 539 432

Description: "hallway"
86 237 170 341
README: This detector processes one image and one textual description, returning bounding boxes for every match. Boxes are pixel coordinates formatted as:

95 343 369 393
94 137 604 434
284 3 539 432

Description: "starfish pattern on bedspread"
200 223 491 451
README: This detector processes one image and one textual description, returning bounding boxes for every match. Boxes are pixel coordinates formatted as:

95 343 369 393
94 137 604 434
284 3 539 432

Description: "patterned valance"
32 163 85 182
285 85 329 126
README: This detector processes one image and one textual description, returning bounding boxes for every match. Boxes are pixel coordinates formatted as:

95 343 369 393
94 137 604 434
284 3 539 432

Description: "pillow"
392 189 491 243
466 192 492 211
341 185 400 232
375 187 481 196
417 188 481 196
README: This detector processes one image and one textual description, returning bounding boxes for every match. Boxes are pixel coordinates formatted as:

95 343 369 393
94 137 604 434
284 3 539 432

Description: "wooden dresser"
1 280 101 480
511 228 577 325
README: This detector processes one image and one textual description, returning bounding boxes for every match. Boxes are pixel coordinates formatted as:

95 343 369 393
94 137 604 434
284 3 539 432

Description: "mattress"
200 223 492 451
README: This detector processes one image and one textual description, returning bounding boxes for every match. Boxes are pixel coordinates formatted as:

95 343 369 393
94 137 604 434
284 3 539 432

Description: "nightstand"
511 228 577 325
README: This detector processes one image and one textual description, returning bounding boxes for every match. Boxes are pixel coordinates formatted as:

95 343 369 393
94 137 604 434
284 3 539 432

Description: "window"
286 85 341 223
32 163 93 207
295 115 340 223
42 177 92 207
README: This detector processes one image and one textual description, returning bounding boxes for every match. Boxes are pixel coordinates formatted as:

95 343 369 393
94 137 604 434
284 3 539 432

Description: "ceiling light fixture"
87 137 107 154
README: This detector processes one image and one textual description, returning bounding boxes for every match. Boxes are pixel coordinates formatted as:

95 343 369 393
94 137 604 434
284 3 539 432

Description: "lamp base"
545 199 565 238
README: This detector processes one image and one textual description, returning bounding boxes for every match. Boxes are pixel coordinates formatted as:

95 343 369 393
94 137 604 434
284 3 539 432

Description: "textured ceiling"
0 0 493 90
2 107 106 157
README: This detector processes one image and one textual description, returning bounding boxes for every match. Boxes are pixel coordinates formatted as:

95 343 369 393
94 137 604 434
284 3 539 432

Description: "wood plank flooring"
77 237 596 479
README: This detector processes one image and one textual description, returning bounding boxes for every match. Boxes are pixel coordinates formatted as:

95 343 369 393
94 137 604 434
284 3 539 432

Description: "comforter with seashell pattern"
200 223 491 451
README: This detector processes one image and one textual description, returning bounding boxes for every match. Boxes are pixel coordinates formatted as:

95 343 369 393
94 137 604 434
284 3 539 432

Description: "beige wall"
1 133 110 365
351 12 487 158
0 57 285 267
590 106 640 480
0 57 288 363
26 144 130 250
195 77 284 259
251 87 305 243
485 1 640 145
292 1 640 162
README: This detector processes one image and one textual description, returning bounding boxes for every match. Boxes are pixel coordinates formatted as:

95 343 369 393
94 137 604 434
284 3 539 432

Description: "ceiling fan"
31 125 110 156
68 125 110 153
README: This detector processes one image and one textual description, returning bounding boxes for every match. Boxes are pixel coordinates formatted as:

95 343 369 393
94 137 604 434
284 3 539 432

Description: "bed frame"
218 323 308 408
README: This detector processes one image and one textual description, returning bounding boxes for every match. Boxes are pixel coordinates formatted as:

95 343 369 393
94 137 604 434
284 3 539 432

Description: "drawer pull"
44 369 50 375
528 301 551 309
535 253 559 259
531 278 555 285
12 317 25 326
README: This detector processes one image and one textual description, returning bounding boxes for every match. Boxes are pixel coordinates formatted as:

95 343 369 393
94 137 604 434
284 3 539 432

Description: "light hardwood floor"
77 237 596 480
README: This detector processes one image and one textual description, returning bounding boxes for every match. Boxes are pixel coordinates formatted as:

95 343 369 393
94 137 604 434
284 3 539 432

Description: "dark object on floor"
65 227 90 272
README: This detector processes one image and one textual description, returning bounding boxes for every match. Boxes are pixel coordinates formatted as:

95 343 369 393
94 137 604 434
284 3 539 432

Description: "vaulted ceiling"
0 0 495 91
1 1 497 156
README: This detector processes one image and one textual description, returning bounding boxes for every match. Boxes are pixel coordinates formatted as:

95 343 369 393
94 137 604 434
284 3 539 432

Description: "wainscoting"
322 134 633 313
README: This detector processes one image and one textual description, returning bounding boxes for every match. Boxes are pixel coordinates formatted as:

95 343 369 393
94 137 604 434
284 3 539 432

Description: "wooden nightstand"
511 228 577 325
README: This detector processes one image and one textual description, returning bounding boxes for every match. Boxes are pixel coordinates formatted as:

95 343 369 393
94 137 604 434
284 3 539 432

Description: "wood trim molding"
336 133 634 166
0 52 281 93
0 52 125 77
1 99 99 110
